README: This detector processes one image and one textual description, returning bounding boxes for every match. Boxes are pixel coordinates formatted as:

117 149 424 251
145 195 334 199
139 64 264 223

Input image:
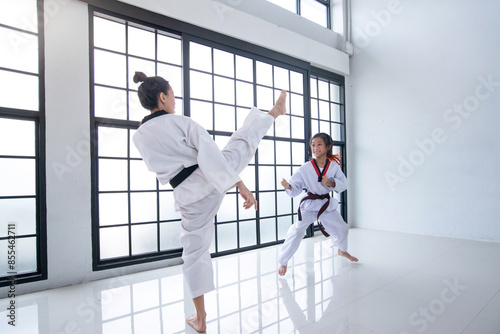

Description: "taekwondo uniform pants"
277 209 349 267
177 107 274 298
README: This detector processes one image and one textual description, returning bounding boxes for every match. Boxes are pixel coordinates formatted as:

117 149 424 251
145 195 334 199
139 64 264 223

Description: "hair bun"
133 71 148 83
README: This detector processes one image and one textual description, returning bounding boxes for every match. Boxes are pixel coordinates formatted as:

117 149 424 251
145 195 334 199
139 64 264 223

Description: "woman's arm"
236 181 257 210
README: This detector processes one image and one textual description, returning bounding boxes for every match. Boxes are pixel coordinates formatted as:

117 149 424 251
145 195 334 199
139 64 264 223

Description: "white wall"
347 0 500 241
1 0 351 297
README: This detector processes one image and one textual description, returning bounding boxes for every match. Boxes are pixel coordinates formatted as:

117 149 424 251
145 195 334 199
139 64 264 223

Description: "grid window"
254 61 306 247
91 14 183 267
266 0 330 28
309 74 347 227
188 40 307 252
0 0 46 286
91 8 345 270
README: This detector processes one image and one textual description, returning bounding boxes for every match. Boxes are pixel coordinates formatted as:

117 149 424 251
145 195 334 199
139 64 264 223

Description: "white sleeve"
186 120 241 194
330 164 348 193
285 167 306 198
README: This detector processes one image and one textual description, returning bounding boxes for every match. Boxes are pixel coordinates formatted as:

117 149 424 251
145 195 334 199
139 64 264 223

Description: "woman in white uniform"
278 133 358 276
132 71 287 332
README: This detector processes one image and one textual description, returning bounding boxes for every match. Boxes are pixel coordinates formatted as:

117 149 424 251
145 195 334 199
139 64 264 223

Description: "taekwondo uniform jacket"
285 159 348 214
133 113 241 208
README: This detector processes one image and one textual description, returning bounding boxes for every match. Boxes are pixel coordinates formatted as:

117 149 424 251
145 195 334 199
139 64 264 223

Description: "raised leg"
221 91 287 175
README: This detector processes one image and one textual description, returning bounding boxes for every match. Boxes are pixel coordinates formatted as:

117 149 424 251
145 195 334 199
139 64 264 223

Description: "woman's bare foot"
338 249 359 262
186 314 206 333
268 90 287 119
278 264 287 276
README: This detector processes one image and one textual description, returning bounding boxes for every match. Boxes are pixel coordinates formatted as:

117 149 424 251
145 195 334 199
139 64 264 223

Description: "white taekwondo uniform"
133 107 273 298
277 159 349 267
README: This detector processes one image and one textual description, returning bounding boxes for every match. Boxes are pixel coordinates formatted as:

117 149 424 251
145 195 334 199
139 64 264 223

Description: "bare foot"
186 314 206 333
278 264 287 276
268 90 287 119
338 249 359 262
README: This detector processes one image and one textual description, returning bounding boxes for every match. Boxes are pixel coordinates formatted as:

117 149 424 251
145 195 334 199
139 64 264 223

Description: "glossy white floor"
2 228 500 334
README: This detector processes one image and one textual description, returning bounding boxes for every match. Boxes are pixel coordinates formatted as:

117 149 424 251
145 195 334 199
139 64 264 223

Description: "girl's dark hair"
310 132 342 166
133 71 171 110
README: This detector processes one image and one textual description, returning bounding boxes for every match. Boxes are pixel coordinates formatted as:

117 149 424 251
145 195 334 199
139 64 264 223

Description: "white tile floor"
1 228 500 334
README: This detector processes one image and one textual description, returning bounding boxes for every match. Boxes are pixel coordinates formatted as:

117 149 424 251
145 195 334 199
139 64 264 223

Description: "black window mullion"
89 5 102 271
154 30 161 253
339 82 347 223
209 46 219 254
304 70 315 237
273 139 279 242
233 54 242 249
182 34 191 117
273 66 281 242
124 20 133 258
252 58 261 246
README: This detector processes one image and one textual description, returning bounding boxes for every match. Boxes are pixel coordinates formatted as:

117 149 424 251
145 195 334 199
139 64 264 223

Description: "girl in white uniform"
278 133 358 276
131 71 287 332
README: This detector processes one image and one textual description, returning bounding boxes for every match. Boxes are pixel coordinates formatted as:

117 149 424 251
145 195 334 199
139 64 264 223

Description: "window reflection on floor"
95 237 348 334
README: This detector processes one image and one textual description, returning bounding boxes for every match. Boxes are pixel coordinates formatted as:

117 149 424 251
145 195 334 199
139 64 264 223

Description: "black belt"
169 164 199 188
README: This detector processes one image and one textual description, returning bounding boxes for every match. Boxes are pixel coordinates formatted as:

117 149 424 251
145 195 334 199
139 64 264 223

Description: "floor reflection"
3 229 498 333
1 236 354 334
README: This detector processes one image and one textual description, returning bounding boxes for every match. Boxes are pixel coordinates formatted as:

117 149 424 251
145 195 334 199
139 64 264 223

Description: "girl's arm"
281 178 292 190
329 164 348 193
283 167 306 197
321 175 336 188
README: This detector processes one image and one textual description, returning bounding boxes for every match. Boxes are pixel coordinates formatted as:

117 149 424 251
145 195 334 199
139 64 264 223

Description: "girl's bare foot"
278 264 287 276
268 90 287 119
186 314 206 333
338 249 359 262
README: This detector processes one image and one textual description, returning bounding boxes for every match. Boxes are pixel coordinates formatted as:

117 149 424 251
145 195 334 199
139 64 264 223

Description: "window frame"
86 0 346 271
299 0 331 29
182 35 311 253
0 0 47 287
269 0 331 29
89 10 187 271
